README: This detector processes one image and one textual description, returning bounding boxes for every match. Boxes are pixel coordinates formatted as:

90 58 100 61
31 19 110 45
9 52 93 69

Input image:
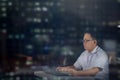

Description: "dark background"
0 0 120 80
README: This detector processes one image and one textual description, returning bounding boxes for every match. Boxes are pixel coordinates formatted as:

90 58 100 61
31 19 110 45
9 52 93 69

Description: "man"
57 32 109 79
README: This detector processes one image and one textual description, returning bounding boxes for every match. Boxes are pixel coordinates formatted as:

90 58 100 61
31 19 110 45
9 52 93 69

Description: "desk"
34 71 104 80
15 66 105 80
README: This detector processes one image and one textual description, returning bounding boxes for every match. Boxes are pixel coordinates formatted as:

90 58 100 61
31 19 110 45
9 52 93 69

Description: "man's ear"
94 40 97 44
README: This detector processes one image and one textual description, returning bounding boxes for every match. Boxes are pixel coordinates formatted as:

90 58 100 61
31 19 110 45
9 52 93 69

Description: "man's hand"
56 66 69 72
56 66 79 76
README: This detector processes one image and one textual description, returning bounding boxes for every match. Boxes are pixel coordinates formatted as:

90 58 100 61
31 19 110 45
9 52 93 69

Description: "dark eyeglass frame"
82 39 95 43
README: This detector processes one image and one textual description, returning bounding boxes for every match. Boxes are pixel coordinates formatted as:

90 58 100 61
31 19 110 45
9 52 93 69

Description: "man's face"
83 33 96 52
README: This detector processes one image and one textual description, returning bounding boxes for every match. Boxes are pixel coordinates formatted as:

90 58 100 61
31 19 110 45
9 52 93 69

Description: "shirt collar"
87 46 99 54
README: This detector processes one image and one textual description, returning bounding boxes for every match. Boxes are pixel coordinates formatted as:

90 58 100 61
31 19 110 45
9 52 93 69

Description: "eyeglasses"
82 39 94 43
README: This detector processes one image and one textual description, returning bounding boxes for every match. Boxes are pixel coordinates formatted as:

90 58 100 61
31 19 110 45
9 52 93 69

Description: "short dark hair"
84 31 98 40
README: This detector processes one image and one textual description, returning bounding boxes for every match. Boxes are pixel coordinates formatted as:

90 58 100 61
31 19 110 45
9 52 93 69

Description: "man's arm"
70 67 101 76
56 65 76 72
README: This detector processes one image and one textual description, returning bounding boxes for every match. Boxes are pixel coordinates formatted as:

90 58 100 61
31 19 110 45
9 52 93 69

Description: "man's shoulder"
97 46 105 53
97 47 108 57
